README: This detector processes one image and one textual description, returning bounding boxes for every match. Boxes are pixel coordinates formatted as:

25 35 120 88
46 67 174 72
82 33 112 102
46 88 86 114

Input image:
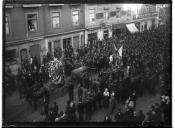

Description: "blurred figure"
103 88 110 109
104 114 112 122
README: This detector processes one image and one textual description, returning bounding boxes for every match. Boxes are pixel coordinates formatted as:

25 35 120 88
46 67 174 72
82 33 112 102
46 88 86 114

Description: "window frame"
116 8 121 18
50 11 61 29
110 11 116 17
6 49 17 65
96 12 104 19
72 9 80 26
5 15 10 36
89 9 95 23
25 12 39 33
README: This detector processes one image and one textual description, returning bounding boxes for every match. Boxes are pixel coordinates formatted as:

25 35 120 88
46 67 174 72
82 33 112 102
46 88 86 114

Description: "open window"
5 49 17 65
27 13 38 32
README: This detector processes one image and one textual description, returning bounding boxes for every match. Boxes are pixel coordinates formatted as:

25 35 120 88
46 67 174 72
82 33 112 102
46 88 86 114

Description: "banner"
118 45 123 57
113 43 118 51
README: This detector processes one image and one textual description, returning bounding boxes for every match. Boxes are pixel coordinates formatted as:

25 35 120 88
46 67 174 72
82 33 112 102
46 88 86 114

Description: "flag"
109 54 113 65
118 45 123 57
113 43 117 51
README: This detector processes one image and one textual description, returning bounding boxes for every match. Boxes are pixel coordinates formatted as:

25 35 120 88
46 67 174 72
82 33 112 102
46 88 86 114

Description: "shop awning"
126 23 139 34
23 4 42 8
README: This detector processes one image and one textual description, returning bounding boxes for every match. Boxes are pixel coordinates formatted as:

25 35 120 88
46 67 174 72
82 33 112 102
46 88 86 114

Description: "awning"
49 4 64 6
126 23 139 34
23 4 42 8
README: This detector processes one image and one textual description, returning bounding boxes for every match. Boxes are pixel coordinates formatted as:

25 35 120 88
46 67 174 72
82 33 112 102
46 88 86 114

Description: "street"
4 75 161 122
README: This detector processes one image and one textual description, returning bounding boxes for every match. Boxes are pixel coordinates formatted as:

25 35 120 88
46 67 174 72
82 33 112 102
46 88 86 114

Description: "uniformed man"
115 108 123 122
85 98 92 120
44 97 49 120
52 102 59 120
77 99 84 122
68 80 74 101
97 87 103 108
78 84 83 102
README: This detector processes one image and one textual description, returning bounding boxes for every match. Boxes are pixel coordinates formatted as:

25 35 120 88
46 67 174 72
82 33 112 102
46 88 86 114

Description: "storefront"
88 32 97 47
112 23 126 37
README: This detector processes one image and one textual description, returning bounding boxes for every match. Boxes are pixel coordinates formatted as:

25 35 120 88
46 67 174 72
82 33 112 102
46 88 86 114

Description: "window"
89 9 95 22
51 12 60 28
144 23 147 30
127 9 131 16
6 49 17 64
103 30 109 39
73 36 79 51
27 13 38 32
104 12 109 19
121 10 127 16
72 10 79 26
96 13 104 19
116 8 121 18
63 38 71 49
20 49 27 63
54 40 61 49
141 25 144 31
110 11 116 17
6 16 10 35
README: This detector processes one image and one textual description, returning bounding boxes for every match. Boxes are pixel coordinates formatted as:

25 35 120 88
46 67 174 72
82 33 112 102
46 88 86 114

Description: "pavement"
4 75 161 123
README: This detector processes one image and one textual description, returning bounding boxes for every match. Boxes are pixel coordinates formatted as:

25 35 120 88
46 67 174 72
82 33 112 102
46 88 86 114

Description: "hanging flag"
113 43 118 51
109 54 113 65
118 45 123 57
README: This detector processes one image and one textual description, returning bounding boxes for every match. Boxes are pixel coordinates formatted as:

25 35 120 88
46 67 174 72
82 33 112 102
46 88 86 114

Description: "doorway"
63 38 71 49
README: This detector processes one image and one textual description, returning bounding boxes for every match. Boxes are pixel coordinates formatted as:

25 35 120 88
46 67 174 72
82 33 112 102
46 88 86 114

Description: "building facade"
132 4 158 32
84 4 132 45
5 4 85 74
5 4 159 74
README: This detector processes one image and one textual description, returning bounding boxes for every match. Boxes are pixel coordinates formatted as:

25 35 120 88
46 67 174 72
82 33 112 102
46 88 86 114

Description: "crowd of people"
45 25 170 124
15 55 52 110
5 23 170 125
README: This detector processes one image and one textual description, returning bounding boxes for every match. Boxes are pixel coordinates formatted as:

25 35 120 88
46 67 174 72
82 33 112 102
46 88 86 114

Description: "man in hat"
78 84 83 102
77 99 84 122
84 97 92 120
68 80 74 101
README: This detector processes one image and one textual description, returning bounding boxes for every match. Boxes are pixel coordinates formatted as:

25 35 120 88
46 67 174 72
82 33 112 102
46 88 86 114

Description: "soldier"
68 80 74 101
44 97 49 120
52 102 58 120
65 100 71 122
97 87 103 109
78 84 83 102
69 101 77 122
130 91 137 108
109 91 116 114
115 108 123 122
92 90 97 111
85 98 92 120
77 99 84 122
137 110 145 126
